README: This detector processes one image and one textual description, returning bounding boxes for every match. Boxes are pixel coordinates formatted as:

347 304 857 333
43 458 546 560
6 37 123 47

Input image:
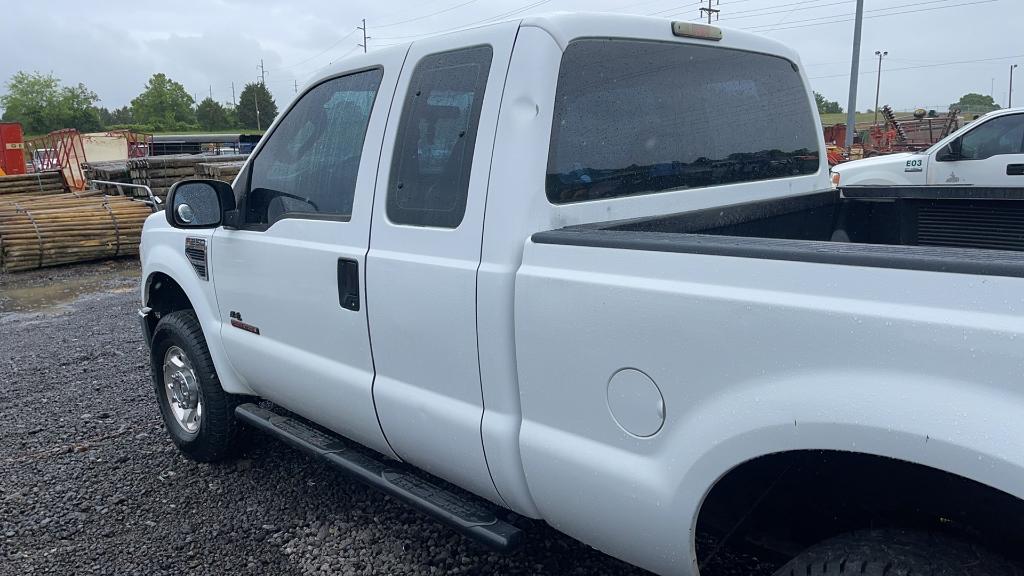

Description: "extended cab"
832 107 1024 187
139 13 1024 575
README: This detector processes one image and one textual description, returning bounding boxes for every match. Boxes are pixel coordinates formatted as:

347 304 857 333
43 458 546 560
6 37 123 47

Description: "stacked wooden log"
195 161 245 183
0 190 108 216
127 154 248 198
0 172 67 197
82 160 131 194
0 195 153 272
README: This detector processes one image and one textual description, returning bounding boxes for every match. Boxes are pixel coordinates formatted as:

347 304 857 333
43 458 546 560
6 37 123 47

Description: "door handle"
1008 164 1024 176
337 258 360 311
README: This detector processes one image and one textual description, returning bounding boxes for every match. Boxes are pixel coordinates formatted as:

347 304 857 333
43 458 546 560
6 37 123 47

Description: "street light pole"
1011 64 1019 108
843 0 865 150
873 50 888 126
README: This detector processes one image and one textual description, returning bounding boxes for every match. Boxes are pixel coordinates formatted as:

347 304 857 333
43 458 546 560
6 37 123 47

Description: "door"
367 23 518 504
212 58 404 458
928 112 1024 186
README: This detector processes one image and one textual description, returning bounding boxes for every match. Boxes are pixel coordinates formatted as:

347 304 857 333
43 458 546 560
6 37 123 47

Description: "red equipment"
0 122 27 175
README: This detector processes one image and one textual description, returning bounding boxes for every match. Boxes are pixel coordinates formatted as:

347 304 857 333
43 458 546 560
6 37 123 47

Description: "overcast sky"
4 0 1021 114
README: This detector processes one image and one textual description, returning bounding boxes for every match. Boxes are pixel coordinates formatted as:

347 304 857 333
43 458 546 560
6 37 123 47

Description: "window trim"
544 38 821 206
236 65 384 232
384 44 494 230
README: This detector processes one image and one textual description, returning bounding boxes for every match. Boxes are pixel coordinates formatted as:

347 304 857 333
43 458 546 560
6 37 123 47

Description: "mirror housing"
165 179 236 229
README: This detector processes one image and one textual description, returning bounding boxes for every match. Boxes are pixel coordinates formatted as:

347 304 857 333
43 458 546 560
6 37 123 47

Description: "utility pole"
294 79 298 94
358 19 370 53
231 82 236 107
844 0 865 150
1011 64 1019 108
208 85 213 100
258 59 267 85
873 50 888 126
699 0 720 23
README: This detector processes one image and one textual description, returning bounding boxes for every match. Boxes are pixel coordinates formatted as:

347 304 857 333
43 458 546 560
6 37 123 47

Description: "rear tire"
773 529 1022 576
150 310 242 462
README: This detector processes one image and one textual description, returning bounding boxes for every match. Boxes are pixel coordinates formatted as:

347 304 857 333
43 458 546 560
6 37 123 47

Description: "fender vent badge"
184 237 208 280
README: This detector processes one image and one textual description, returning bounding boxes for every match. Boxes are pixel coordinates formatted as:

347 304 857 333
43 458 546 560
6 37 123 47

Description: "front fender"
140 216 253 396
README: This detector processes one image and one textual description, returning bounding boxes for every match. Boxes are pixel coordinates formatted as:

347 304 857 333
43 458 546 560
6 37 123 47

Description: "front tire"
150 310 241 462
773 529 1022 576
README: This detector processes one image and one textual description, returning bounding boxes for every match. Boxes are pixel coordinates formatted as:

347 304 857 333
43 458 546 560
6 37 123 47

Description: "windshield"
546 39 821 204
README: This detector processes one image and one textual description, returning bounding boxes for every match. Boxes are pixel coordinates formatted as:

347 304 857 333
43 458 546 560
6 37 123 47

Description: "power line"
372 0 552 42
272 28 359 71
647 0 751 17
808 53 1024 80
374 0 480 28
713 0 972 26
745 0 997 32
717 0 853 22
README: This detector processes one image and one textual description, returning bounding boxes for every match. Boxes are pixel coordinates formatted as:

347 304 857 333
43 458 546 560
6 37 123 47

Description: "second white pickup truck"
138 13 1024 575
832 106 1024 187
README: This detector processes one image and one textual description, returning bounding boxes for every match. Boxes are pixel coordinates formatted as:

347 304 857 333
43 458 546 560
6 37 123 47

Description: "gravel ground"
0 259 775 576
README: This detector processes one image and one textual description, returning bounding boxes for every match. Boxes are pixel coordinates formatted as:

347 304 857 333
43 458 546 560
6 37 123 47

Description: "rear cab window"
546 39 821 204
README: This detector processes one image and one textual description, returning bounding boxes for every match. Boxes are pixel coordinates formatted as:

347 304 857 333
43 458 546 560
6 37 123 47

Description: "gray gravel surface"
0 259 775 576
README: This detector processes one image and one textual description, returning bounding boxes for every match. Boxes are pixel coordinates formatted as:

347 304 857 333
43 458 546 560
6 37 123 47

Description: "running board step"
235 403 523 550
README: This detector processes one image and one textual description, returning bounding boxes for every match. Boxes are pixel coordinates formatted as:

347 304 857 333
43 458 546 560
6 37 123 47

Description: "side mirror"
165 179 236 229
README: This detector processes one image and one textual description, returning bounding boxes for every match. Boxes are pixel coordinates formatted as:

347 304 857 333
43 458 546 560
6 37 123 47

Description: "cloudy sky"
4 0 1021 114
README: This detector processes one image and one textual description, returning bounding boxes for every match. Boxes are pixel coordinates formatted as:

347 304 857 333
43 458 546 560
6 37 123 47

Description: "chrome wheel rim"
162 346 202 434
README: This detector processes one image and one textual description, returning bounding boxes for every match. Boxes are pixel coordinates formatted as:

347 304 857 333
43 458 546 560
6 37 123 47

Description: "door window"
386 46 493 228
243 69 383 226
959 114 1024 160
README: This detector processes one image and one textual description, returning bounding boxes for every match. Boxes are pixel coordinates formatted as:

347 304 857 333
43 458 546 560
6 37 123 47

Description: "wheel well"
144 273 194 335
696 450 1024 572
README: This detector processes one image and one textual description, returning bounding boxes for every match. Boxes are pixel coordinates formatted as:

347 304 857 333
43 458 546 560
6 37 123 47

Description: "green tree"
110 105 134 125
131 73 196 130
0 71 102 134
951 93 1000 113
814 91 844 115
59 83 103 132
237 82 277 130
224 105 240 130
196 97 230 130
97 106 113 127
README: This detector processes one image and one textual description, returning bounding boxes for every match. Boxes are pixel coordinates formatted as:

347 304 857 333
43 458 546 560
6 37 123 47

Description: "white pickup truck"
138 13 1024 575
832 107 1024 187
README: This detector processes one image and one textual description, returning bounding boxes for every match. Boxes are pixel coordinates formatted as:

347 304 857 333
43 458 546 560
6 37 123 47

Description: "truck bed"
533 187 1024 278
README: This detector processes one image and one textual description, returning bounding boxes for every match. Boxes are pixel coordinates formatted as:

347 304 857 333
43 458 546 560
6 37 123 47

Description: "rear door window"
386 46 492 228
546 39 821 204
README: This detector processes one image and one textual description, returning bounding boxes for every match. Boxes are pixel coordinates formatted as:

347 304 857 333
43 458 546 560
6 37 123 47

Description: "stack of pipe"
82 159 131 194
0 171 67 197
127 154 248 198
0 190 108 215
195 161 245 183
0 195 153 272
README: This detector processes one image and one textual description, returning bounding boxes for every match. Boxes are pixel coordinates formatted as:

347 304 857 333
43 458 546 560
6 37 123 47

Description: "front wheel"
150 310 242 462
773 529 1022 576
